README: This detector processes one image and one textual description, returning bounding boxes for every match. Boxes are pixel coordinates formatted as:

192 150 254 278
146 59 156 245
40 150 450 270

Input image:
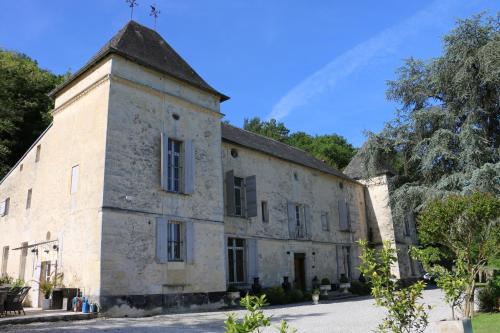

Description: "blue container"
82 299 90 313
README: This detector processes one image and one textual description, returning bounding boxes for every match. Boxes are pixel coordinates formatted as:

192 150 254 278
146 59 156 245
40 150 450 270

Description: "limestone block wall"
0 58 111 305
222 141 368 288
99 56 226 301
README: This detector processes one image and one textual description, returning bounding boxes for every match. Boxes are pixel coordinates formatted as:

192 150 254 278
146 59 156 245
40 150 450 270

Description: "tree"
413 193 500 318
355 13 499 231
243 117 356 169
358 240 429 333
0 50 65 178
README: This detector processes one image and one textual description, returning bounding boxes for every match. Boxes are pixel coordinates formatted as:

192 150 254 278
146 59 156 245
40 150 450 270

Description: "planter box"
320 285 331 296
41 298 51 310
435 319 472 333
312 294 319 305
339 283 351 293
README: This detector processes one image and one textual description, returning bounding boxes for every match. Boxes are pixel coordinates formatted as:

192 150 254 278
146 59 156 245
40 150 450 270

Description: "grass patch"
472 312 500 333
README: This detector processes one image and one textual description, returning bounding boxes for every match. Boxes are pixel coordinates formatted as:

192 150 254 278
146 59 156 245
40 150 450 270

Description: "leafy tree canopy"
0 49 65 178
355 13 500 224
243 117 356 170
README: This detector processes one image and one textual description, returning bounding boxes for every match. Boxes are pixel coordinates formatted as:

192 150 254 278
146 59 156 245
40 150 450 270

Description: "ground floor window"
227 237 246 284
168 221 183 261
342 246 351 279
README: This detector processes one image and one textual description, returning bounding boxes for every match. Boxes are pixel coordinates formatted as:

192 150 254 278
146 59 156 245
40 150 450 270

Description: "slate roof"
50 21 228 101
344 144 394 180
221 123 357 183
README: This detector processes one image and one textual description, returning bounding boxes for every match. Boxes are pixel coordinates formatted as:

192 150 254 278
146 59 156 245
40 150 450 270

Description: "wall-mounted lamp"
286 251 290 255
52 244 59 251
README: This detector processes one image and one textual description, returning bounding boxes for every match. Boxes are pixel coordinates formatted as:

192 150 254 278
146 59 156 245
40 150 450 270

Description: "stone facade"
0 21 420 316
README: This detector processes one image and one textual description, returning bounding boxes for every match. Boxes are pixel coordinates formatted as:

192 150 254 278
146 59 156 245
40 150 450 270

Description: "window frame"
342 246 351 279
227 237 246 284
261 201 268 223
167 221 183 262
233 177 245 217
0 198 9 217
70 165 79 194
35 145 41 163
294 204 305 238
26 189 32 210
167 138 183 193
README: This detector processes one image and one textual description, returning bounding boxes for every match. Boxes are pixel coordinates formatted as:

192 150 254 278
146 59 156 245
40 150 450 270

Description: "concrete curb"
0 312 99 326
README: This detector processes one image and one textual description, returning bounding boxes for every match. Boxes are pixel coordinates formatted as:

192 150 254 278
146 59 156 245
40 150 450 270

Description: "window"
167 139 182 192
1 246 8 276
70 165 79 194
294 204 305 238
227 238 246 284
234 177 245 217
0 198 9 216
35 145 41 162
167 221 183 261
20 164 23 172
26 189 32 209
261 201 269 223
342 246 351 279
321 211 329 231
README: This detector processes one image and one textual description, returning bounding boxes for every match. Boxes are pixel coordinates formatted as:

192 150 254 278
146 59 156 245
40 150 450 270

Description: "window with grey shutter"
247 238 258 281
225 170 235 216
287 202 296 238
303 204 311 239
321 212 329 231
338 199 348 231
245 175 257 218
183 139 195 194
155 217 168 263
160 132 168 191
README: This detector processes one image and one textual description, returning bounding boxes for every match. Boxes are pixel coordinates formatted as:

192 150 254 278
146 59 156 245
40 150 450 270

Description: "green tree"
414 193 500 318
354 13 499 233
358 240 429 333
243 117 356 169
0 49 64 178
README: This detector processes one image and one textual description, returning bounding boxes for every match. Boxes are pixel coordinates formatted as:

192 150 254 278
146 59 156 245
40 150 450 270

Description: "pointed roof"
50 21 228 101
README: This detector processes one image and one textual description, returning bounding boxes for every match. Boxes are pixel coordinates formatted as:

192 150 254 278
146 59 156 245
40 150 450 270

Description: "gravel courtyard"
3 288 451 333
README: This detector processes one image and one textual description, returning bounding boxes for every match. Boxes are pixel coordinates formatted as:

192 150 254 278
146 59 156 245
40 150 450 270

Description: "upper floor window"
234 177 245 216
225 171 257 218
70 165 79 194
167 139 182 192
26 189 32 210
167 221 183 261
35 145 41 162
0 198 9 217
287 202 308 239
160 133 195 195
321 211 330 231
261 201 269 223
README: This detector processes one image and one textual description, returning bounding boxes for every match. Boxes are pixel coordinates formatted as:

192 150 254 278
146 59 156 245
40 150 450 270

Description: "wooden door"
294 253 306 291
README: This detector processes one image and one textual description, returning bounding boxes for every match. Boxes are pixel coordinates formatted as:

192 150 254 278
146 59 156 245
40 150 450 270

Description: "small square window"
20 164 23 172
35 145 41 163
261 201 269 223
26 189 32 209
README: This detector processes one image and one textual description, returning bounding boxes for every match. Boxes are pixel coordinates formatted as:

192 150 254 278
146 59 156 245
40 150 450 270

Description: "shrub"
265 286 287 305
288 289 303 303
339 274 349 283
349 281 371 295
478 273 500 312
302 291 312 301
320 278 331 285
0 275 13 285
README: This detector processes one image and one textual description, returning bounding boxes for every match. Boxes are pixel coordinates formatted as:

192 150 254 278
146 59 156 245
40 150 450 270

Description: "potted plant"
227 285 240 306
312 288 320 305
39 280 54 310
0 275 13 289
320 278 331 296
339 274 351 293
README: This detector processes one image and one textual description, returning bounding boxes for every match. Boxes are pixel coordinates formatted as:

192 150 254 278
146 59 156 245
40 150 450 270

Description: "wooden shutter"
247 238 258 281
185 221 194 264
160 132 168 191
303 204 311 239
338 199 348 231
245 175 257 218
155 217 168 263
346 202 351 231
287 202 296 238
336 245 342 279
183 139 195 194
225 170 235 215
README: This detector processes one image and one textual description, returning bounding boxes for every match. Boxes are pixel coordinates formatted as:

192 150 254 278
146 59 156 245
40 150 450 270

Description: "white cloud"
266 0 461 121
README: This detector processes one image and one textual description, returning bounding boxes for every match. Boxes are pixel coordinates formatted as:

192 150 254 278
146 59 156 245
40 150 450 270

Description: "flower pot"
227 291 240 306
312 294 319 305
435 319 472 333
320 284 331 296
41 298 51 310
339 282 351 294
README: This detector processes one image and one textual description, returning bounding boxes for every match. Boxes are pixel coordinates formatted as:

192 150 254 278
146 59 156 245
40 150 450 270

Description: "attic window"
230 148 238 158
172 113 180 120
293 172 299 181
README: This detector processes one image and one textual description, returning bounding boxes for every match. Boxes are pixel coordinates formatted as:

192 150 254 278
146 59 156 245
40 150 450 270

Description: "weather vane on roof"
125 0 139 20
150 4 160 30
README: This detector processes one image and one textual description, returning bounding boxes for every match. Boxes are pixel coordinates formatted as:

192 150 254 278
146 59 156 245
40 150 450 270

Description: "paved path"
3 288 451 333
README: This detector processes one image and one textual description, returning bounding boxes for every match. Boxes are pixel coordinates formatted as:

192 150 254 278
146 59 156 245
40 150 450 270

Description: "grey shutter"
225 170 235 216
336 245 342 279
245 175 257 218
247 238 258 281
338 199 348 231
346 202 351 231
287 202 296 238
224 237 229 282
185 221 194 264
160 132 168 190
184 139 195 194
156 217 168 263
303 204 311 239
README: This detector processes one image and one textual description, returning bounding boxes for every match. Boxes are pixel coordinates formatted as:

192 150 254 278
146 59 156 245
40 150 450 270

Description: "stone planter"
227 291 240 307
41 298 51 310
435 319 472 333
319 284 331 296
339 282 351 294
312 294 319 305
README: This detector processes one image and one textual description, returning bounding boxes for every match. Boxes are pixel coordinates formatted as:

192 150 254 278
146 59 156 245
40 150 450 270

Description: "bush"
302 291 312 301
265 286 287 305
478 273 500 312
288 289 304 303
321 278 331 285
339 274 349 283
349 281 371 295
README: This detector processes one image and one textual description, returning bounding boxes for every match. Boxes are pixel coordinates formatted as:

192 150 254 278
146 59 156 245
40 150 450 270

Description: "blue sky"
0 1 497 147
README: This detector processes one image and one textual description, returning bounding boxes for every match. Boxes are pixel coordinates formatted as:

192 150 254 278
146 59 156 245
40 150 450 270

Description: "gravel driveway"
2 288 451 333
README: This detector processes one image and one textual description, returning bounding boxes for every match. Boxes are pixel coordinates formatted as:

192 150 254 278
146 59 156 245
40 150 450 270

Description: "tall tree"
354 13 499 224
243 117 356 169
0 50 64 178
